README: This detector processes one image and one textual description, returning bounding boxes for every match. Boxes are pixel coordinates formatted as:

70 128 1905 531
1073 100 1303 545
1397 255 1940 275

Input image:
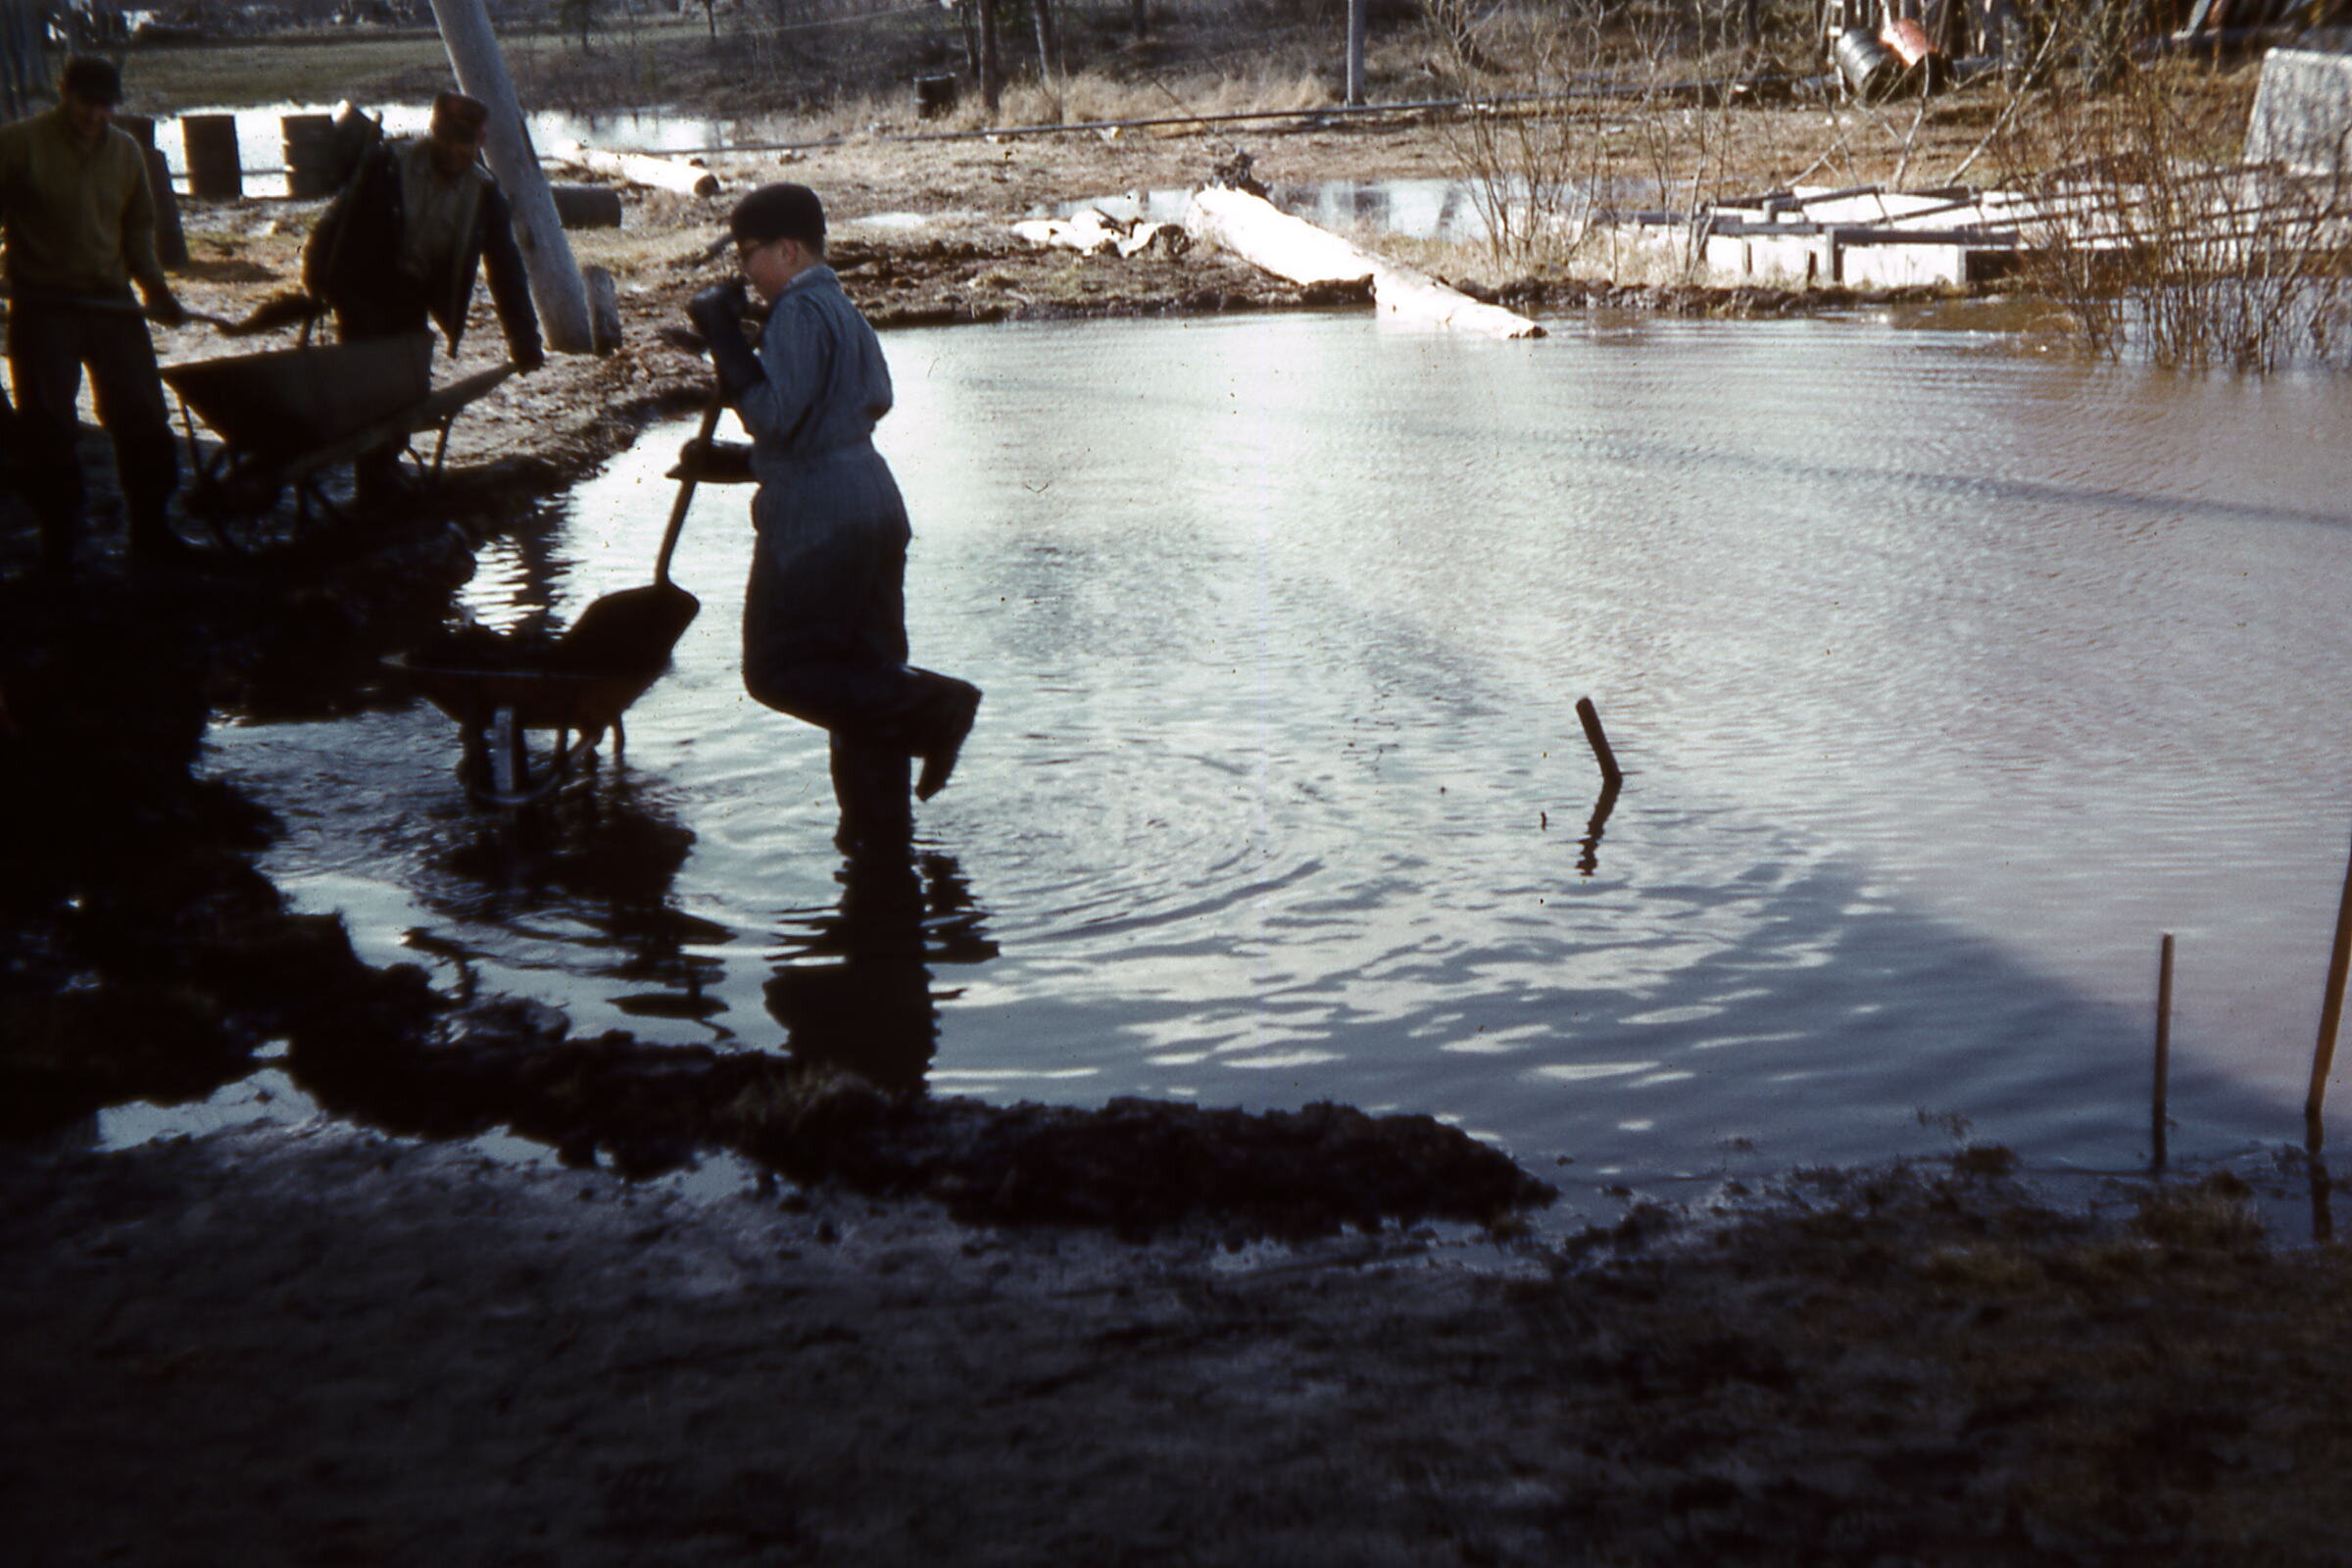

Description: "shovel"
547 386 723 678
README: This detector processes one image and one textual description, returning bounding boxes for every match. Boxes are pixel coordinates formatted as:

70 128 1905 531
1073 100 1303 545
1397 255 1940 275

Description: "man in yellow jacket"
0 55 190 574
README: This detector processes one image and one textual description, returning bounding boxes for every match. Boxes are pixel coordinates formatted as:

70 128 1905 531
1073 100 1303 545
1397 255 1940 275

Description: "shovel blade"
553 582 701 677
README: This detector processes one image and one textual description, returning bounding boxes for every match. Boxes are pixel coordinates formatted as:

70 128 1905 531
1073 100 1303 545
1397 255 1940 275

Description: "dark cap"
729 183 826 252
61 55 122 107
429 90 490 141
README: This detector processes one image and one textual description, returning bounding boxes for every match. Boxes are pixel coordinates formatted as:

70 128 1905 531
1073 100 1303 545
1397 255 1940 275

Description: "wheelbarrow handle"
656 384 729 589
2 286 230 328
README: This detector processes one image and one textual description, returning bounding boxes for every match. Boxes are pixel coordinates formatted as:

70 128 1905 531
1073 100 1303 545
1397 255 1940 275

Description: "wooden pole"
2305 827 2352 1148
977 0 1003 115
427 0 596 355
1344 0 1366 106
2152 932 2173 1172
1575 696 1623 788
1032 0 1061 87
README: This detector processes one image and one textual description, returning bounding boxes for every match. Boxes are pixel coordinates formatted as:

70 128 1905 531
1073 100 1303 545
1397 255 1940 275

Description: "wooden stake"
2152 932 2173 1172
1575 696 1623 788
2304 828 2352 1148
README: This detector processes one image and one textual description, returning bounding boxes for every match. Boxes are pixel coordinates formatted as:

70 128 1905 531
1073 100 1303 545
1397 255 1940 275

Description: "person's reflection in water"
763 847 995 1095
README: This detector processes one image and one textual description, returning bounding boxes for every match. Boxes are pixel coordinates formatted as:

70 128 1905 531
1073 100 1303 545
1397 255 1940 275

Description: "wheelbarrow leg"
490 706 527 800
459 712 490 781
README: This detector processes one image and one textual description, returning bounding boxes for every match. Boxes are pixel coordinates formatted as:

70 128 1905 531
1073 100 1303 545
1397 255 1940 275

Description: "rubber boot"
22 448 79 579
909 670 982 802
123 482 197 569
831 733 914 858
115 423 193 568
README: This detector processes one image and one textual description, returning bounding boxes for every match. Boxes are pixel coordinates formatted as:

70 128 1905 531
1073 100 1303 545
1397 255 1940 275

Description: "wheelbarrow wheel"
456 706 582 808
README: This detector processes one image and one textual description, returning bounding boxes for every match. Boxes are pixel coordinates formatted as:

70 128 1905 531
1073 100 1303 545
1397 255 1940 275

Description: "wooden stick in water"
2153 932 2173 1172
2305 829 2352 1148
1575 696 1623 789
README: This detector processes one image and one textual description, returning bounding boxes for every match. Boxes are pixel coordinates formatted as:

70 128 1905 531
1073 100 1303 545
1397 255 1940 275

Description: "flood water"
148 102 753 198
196 306 2352 1203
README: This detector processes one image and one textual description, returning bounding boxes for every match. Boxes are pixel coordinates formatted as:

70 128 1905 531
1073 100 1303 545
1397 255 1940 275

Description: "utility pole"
427 0 597 355
1345 0 1366 106
977 0 1004 115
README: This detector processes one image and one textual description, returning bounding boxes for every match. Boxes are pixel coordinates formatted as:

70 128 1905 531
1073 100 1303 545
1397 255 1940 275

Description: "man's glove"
686 280 761 403
145 291 187 328
512 341 546 374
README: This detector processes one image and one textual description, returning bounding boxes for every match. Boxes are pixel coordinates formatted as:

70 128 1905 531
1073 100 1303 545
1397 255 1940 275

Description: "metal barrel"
145 147 189 267
182 113 242 201
1879 17 1952 91
116 115 187 268
551 183 624 229
1833 26 1898 100
913 74 959 120
282 113 338 199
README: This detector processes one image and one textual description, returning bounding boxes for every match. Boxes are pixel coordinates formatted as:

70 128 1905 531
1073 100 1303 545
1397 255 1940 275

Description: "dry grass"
120 29 473 110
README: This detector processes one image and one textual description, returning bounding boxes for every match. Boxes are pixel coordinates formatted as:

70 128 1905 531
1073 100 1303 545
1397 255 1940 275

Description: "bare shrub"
1423 0 1610 273
1992 60 2352 371
1427 0 1808 281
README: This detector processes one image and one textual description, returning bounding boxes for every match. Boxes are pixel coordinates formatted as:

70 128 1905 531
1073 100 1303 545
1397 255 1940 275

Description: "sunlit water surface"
199 308 2352 1205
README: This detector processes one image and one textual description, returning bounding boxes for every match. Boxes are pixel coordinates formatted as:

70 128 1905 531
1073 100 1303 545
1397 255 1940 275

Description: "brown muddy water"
175 308 2351 1218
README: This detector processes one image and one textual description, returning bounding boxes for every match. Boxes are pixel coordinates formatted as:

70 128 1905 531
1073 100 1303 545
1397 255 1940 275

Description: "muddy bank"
8 1122 2352 1565
293 986 1555 1237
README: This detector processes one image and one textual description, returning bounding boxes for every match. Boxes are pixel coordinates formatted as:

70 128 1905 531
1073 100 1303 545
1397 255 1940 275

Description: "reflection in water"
461 513 572 639
432 776 735 1036
764 851 997 1095
1577 776 1622 879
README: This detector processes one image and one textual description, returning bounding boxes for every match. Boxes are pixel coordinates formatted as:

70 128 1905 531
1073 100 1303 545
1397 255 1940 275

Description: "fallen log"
1009 206 1188 259
1182 185 1544 339
546 138 719 198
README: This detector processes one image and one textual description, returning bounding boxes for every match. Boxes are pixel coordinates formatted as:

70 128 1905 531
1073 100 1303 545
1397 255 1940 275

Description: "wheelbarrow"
161 333 515 542
390 383 718 806
387 626 668 807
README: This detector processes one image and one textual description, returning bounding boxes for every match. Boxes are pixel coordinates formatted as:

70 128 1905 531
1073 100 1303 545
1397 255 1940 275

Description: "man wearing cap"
683 182 981 855
303 90 541 503
305 89 542 371
0 54 191 572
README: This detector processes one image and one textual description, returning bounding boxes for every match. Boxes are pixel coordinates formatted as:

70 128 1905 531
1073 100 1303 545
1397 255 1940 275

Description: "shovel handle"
656 383 729 588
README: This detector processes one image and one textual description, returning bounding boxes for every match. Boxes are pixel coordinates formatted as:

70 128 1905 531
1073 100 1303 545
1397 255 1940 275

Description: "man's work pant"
7 302 177 570
333 297 434 501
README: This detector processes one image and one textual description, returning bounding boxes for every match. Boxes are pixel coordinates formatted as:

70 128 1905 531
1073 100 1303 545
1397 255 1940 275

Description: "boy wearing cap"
0 54 191 572
685 182 980 855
